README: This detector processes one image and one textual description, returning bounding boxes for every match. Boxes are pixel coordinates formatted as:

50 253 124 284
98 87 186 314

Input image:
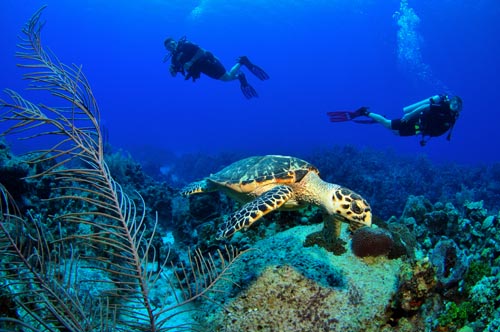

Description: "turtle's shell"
208 155 319 193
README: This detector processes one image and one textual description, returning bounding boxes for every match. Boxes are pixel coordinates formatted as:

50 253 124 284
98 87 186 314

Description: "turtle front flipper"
179 180 211 196
322 213 343 239
216 185 294 239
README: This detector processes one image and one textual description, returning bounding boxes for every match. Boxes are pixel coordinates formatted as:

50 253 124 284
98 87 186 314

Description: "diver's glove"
185 67 201 82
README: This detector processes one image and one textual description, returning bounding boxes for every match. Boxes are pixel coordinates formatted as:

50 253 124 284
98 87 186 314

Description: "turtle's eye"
351 201 362 214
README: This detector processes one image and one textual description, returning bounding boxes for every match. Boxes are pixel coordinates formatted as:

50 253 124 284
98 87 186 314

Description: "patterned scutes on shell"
209 155 319 193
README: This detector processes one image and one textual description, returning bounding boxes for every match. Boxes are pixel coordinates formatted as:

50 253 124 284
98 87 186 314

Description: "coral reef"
464 261 492 292
435 273 500 331
386 222 417 260
391 258 437 314
469 275 500 327
6 131 499 331
160 156 500 331
105 149 175 227
392 195 500 330
5 129 499 330
437 301 475 330
0 139 30 203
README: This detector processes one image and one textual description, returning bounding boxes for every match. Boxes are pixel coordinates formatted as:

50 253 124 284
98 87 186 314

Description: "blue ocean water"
1 0 499 164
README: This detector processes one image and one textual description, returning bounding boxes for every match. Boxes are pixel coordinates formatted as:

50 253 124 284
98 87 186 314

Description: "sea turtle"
180 155 372 240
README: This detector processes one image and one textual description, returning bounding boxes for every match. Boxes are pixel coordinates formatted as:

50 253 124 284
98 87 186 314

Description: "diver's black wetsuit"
391 99 457 137
171 40 226 80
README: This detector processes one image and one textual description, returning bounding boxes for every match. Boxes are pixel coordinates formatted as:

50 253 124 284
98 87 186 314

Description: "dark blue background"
1 0 499 164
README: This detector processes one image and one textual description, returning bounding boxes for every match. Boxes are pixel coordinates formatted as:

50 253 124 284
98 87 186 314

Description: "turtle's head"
330 187 372 231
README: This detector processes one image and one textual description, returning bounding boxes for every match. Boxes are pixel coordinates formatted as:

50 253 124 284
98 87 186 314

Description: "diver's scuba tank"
403 95 443 114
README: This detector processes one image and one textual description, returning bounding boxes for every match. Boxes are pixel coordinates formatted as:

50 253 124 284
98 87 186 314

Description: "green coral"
464 261 492 292
436 262 495 330
436 262 493 329
437 301 475 329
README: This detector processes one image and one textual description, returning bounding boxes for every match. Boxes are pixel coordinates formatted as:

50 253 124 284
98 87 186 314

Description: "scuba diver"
327 94 463 146
163 36 270 99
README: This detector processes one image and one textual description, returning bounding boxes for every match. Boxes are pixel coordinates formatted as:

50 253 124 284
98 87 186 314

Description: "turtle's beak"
348 219 371 233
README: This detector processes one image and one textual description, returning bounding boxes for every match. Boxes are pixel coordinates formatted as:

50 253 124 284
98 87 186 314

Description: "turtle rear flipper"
216 185 294 239
180 180 211 196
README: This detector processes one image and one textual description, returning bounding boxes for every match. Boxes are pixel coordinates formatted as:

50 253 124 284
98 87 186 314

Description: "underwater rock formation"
402 195 434 223
206 224 404 331
424 201 460 237
464 200 488 223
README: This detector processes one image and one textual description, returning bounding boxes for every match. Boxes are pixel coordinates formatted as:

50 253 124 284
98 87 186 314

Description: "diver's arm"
169 64 177 77
403 95 441 114
402 104 430 122
184 48 206 71
402 95 445 122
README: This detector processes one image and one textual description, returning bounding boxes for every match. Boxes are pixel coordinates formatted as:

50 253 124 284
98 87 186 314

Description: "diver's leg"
213 62 256 98
367 112 392 129
219 63 242 81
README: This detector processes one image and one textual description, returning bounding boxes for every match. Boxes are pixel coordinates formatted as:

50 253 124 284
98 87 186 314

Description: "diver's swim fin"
327 111 351 122
238 56 270 81
327 107 370 122
238 73 258 99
